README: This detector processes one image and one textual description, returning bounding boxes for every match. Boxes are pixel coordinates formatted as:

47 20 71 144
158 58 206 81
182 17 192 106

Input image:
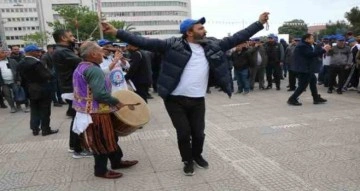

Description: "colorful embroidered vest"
73 62 115 113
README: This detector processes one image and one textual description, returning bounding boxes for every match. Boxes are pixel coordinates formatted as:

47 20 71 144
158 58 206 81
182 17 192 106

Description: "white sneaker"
68 148 74 153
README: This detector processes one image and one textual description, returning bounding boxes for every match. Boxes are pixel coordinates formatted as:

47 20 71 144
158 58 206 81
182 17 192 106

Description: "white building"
0 0 41 48
0 0 192 48
101 0 192 39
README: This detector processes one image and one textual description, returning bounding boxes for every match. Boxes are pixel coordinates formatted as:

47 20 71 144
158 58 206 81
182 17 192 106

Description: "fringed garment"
83 113 118 155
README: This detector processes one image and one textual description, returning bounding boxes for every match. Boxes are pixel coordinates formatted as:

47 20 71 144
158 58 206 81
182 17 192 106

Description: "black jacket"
18 57 53 100
293 41 325 73
52 44 82 93
232 48 252 70
115 21 264 99
125 50 152 86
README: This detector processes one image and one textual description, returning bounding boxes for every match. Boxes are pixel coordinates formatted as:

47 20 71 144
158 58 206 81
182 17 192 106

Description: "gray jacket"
284 44 297 70
328 45 352 66
249 45 267 68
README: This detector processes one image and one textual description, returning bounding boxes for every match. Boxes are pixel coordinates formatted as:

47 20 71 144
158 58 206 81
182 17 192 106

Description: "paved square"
0 84 359 191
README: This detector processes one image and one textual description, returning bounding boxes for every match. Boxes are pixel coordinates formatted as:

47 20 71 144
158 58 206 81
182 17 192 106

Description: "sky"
190 0 359 38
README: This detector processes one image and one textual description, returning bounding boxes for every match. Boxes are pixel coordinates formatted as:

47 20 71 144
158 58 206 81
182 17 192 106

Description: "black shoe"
336 90 342 94
276 87 281 91
194 156 209 169
183 161 194 176
287 98 302 106
327 89 333 94
260 87 265 90
313 94 327 104
266 85 272 89
42 129 59 136
147 95 154 99
53 103 63 107
58 100 67 105
287 88 295 91
0 104 7 108
32 130 40 136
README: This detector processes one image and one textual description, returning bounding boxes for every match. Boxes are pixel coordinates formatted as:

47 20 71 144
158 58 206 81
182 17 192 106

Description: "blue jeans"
235 68 250 92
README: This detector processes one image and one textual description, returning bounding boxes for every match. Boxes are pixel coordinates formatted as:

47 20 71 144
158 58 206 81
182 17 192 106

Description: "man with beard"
52 29 92 158
102 12 269 176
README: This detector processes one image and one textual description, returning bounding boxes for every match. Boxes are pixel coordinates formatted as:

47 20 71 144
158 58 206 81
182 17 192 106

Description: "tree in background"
104 21 136 41
23 32 49 47
48 5 135 42
345 6 360 35
47 5 99 41
278 19 308 38
318 20 351 37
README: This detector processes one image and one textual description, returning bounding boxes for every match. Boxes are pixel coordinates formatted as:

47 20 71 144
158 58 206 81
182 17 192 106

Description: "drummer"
72 41 138 179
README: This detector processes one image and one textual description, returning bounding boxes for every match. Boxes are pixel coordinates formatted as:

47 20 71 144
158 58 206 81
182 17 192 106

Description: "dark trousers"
329 65 346 91
289 73 318 100
288 70 297 90
347 67 359 88
94 136 123 175
318 65 330 86
67 100 82 152
164 95 205 162
135 84 148 103
0 93 6 106
30 95 51 132
266 64 282 88
51 79 63 103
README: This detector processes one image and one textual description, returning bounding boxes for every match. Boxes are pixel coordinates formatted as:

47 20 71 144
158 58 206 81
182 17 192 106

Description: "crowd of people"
226 32 360 106
1 11 359 178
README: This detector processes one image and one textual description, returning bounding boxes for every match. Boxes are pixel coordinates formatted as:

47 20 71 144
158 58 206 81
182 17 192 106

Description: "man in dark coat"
125 44 152 103
287 34 331 106
18 45 59 136
103 12 269 176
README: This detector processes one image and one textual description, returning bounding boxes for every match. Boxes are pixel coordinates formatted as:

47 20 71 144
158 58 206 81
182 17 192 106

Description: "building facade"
101 0 191 39
0 0 191 48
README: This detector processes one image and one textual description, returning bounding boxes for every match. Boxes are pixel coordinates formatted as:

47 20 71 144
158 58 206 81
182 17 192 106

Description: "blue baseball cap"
348 38 356 44
337 36 345 41
322 35 329 40
253 37 260 41
180 17 206 34
24 45 41 53
267 34 276 38
97 39 113 47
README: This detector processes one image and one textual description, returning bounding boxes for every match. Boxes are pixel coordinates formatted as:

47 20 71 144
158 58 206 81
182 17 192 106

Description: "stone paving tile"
148 154 182 172
0 172 34 191
69 179 115 191
162 183 213 191
2 160 40 174
114 173 162 191
28 168 73 186
5 183 70 191
209 178 262 191
156 170 206 188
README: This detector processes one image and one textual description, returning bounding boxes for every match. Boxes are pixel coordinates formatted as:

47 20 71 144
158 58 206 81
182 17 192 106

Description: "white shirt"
100 56 129 92
0 59 14 83
100 55 130 74
171 42 209 97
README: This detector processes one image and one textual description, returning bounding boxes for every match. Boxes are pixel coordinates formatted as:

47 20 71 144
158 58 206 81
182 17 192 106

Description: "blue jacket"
116 22 264 99
293 41 325 74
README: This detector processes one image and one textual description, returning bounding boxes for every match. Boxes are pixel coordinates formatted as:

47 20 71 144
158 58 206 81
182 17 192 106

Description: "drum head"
112 90 150 127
